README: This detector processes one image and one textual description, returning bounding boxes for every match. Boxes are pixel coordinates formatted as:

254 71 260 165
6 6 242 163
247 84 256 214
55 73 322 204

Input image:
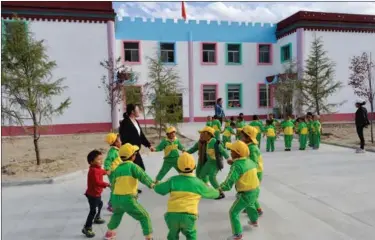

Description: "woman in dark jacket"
355 99 370 153
119 104 155 192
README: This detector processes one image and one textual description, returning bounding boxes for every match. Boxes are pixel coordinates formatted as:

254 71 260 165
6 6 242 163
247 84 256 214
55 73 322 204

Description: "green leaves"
144 52 184 138
1 17 71 164
299 34 343 115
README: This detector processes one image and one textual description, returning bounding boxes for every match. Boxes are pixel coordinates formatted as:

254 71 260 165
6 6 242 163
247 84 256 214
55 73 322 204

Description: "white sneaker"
355 148 366 153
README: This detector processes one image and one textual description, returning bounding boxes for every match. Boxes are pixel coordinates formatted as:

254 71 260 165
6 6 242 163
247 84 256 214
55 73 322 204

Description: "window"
281 43 292 62
226 43 242 64
202 43 216 64
258 84 272 108
2 20 27 45
227 84 242 108
258 44 272 64
202 85 217 108
160 43 175 63
124 86 142 105
123 41 140 63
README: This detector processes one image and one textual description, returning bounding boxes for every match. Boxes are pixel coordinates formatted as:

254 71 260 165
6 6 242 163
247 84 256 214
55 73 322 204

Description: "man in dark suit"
119 104 155 193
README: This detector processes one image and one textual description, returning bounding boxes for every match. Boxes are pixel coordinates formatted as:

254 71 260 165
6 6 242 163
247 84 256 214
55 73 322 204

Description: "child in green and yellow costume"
264 119 277 152
235 114 246 140
104 143 155 240
187 126 230 199
296 117 309 150
239 126 264 216
104 133 122 212
312 115 322 150
222 121 236 146
154 152 220 240
212 115 222 140
205 116 213 127
154 127 185 183
219 140 260 240
281 115 295 151
249 115 264 148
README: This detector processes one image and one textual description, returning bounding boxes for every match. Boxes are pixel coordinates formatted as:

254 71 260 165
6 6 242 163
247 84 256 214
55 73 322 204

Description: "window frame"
257 43 273 65
201 84 218 110
159 42 176 65
257 83 274 108
1 19 28 48
122 40 141 64
201 42 217 65
226 83 243 109
280 43 292 63
225 43 242 65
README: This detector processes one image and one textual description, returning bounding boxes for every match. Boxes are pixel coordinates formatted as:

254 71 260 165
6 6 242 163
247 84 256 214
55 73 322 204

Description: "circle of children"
82 112 322 240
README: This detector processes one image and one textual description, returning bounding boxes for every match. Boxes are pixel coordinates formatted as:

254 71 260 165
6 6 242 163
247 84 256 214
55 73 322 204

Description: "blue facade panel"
115 17 277 43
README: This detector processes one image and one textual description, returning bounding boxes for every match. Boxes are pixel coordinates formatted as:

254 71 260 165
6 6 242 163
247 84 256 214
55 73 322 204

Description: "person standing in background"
119 104 155 194
355 99 370 153
215 98 225 126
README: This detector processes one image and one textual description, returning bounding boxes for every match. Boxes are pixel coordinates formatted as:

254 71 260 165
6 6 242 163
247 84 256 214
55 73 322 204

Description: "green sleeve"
259 122 265 132
155 139 167 152
230 128 235 134
103 149 115 171
187 142 199 154
154 179 171 196
250 151 259 165
197 180 220 199
177 139 185 151
219 165 240 192
218 142 229 159
131 164 154 188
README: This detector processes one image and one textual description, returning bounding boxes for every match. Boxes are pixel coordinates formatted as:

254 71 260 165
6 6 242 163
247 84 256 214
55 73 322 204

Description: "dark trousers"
84 194 103 228
134 152 145 171
356 125 365 149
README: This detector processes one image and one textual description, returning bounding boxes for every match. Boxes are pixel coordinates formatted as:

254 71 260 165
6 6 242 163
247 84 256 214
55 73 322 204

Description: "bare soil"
321 123 375 151
1 127 193 181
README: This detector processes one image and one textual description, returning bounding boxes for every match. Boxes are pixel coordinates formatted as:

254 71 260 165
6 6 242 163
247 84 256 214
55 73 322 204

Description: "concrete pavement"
2 122 375 240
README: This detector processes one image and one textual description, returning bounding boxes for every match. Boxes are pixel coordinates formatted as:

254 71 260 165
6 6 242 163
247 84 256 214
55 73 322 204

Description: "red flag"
181 1 187 20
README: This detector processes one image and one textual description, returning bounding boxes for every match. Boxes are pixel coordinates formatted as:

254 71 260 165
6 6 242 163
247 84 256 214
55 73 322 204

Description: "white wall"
275 32 297 73
117 40 278 119
303 31 375 113
3 20 110 126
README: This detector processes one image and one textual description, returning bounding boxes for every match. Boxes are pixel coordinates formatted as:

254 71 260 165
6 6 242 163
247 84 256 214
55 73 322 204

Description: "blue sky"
113 2 375 23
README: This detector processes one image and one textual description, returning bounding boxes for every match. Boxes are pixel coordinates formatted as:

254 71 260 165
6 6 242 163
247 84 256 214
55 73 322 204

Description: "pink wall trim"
256 43 273 65
121 40 141 65
257 83 274 108
188 32 195 122
200 42 218 65
200 83 219 111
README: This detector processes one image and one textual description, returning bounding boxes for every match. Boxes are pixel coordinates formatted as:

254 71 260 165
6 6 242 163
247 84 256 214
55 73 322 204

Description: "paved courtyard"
2 123 375 240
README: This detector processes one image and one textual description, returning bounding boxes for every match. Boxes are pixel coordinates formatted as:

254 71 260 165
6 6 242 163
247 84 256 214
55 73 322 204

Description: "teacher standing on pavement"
215 98 225 125
119 104 155 193
355 99 370 153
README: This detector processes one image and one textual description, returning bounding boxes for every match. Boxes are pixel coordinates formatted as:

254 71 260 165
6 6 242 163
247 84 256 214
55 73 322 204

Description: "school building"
2 1 375 136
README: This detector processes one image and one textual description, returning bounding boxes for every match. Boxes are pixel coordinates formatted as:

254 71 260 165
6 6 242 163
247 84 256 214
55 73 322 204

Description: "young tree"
144 53 184 138
348 52 374 143
1 19 71 165
298 34 343 115
273 59 298 117
99 57 139 131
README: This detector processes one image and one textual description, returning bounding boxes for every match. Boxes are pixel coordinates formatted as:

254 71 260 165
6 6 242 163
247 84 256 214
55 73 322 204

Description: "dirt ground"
321 123 375 151
1 127 194 181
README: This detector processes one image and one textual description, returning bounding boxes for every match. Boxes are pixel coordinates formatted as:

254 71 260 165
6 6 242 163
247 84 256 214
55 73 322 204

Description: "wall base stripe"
1 113 369 136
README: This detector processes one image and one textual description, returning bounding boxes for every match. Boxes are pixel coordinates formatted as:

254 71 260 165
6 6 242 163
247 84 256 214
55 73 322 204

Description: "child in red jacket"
82 150 110 238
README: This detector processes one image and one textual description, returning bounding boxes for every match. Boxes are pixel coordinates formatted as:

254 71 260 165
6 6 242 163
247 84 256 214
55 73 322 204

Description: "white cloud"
115 2 375 23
